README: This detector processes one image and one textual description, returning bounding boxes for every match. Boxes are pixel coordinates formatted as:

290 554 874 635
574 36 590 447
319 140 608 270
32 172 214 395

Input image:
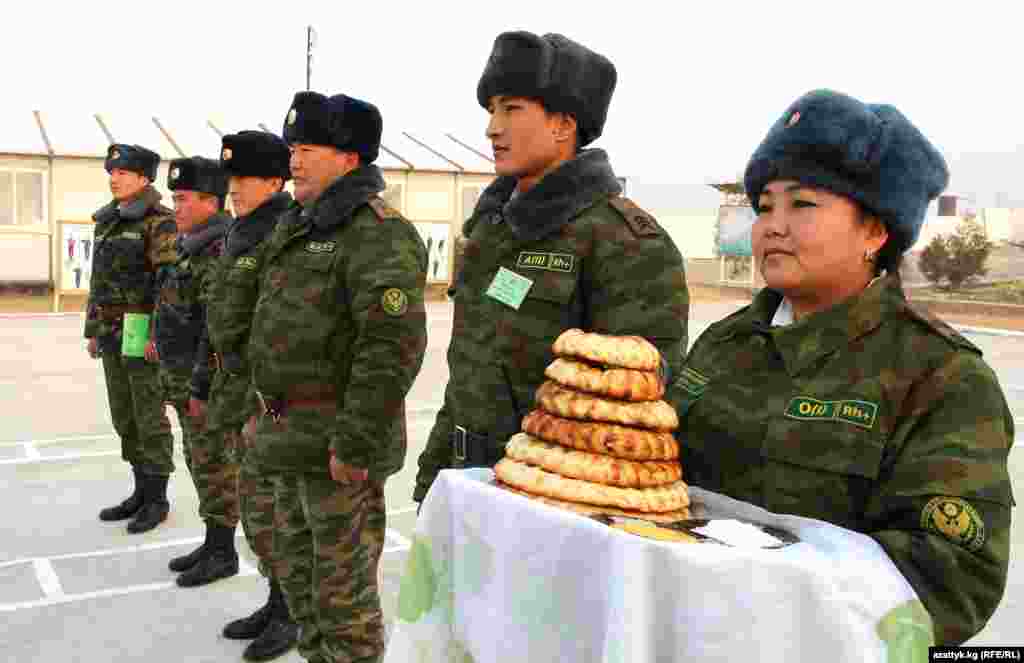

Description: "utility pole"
306 26 317 91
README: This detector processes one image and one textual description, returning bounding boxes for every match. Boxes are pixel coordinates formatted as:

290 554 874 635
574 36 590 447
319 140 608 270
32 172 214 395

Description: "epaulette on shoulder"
904 301 982 355
368 198 403 222
608 196 662 238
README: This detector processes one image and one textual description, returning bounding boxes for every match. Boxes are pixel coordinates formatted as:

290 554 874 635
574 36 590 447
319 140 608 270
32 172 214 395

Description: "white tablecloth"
385 469 934 663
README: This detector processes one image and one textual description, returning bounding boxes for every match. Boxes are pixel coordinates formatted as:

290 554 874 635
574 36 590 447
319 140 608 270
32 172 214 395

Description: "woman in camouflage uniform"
671 89 1014 645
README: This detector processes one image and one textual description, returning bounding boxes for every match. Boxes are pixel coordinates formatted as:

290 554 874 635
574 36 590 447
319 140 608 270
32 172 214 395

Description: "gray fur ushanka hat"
744 89 950 252
476 31 617 147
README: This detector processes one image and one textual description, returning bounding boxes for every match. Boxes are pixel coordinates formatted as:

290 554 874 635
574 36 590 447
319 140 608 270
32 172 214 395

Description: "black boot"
176 523 238 587
223 580 276 640
243 581 299 661
168 523 210 572
126 474 170 534
99 467 144 521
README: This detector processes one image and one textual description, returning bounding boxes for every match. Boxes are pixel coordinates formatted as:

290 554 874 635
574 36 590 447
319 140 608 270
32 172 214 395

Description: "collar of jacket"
226 191 293 257
93 185 163 224
470 149 622 242
177 212 230 257
300 164 386 231
723 273 902 377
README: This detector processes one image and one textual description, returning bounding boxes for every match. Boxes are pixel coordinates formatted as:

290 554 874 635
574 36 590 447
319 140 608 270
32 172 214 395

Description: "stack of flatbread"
494 328 690 524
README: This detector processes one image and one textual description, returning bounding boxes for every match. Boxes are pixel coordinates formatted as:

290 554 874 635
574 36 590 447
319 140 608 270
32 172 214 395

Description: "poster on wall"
413 222 451 283
59 221 96 292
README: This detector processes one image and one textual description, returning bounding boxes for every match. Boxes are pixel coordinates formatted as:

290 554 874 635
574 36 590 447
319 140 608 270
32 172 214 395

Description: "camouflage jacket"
414 149 690 501
247 166 428 478
208 191 294 372
153 212 230 399
668 274 1014 645
84 186 177 340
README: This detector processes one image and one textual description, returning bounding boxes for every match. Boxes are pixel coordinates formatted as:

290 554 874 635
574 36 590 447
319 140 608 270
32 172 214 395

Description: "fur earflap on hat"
476 31 617 147
282 91 383 164
743 89 949 252
167 156 229 198
105 144 160 182
221 130 291 181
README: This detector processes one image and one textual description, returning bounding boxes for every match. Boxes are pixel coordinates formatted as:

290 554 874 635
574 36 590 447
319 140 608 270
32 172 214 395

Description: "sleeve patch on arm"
381 288 409 316
920 496 986 552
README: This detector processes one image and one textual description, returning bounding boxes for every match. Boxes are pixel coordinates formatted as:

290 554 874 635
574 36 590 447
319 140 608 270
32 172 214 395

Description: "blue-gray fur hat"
476 31 617 147
743 89 949 252
104 144 160 182
282 91 382 164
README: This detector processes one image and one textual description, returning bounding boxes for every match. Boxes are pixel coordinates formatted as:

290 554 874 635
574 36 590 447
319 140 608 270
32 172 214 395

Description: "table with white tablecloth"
385 468 934 663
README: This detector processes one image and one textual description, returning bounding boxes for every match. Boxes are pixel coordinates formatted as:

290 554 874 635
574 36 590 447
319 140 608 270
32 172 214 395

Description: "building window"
461 186 481 220
383 184 403 213
0 169 46 226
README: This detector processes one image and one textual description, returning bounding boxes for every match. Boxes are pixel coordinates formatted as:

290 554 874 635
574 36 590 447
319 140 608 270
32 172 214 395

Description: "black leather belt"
452 425 503 467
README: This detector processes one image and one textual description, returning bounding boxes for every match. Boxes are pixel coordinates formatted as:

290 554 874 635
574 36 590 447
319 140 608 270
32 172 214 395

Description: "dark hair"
874 235 904 276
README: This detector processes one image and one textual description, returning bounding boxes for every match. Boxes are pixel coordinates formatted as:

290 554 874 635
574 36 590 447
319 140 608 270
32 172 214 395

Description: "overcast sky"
5 0 1022 208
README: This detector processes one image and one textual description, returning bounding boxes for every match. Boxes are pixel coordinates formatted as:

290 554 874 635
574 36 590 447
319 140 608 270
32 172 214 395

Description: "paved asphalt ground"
1 301 1022 662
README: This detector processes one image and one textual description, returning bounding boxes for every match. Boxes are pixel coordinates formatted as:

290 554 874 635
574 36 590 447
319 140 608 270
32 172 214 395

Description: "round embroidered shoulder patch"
382 288 408 316
920 496 986 552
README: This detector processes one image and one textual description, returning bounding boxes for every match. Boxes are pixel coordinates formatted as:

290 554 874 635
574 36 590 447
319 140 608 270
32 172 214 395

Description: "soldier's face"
172 190 217 233
109 169 148 202
753 181 888 301
485 96 573 182
229 176 281 217
289 144 358 205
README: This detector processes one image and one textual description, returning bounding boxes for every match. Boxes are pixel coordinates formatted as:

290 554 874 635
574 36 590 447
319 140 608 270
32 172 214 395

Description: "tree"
917 215 993 290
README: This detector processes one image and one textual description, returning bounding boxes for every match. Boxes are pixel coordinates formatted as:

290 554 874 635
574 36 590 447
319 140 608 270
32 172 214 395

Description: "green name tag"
785 397 878 429
306 241 336 254
516 251 575 272
486 266 533 310
121 312 151 359
121 232 142 240
235 256 257 270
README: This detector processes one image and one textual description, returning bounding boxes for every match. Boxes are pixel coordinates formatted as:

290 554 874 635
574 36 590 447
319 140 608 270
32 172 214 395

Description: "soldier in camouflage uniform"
669 89 1014 645
152 156 239 587
210 130 300 661
87 144 178 534
246 92 427 663
414 31 689 504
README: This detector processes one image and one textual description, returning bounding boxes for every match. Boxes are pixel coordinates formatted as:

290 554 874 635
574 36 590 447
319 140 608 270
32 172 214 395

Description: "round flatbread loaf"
522 410 680 461
494 458 690 513
551 328 662 371
535 381 679 431
496 481 691 524
505 433 681 488
545 357 664 402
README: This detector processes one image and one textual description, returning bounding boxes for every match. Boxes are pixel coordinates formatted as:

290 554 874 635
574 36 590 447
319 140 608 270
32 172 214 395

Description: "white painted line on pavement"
32 559 64 598
0 545 408 613
0 450 122 466
954 325 1024 338
0 428 183 449
22 443 41 460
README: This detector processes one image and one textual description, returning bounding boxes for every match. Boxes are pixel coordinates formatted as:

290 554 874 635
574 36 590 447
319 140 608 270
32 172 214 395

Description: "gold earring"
864 249 876 263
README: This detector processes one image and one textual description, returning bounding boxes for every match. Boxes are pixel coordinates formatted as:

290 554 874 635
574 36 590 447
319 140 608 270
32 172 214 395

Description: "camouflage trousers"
101 350 173 476
268 467 386 663
161 367 239 528
209 369 274 575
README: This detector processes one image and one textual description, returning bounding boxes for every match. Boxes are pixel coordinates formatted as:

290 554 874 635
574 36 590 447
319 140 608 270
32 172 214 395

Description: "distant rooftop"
0 109 496 174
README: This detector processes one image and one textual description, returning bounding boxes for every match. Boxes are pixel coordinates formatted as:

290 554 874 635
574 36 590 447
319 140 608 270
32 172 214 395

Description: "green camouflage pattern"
270 470 386 663
207 191 293 393
414 154 689 502
668 274 1014 645
247 170 428 480
84 186 177 340
160 367 239 528
102 353 174 475
239 456 276 577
